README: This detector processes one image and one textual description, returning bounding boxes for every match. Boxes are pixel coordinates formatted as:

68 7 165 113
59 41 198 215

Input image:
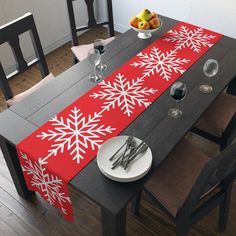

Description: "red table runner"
17 22 222 220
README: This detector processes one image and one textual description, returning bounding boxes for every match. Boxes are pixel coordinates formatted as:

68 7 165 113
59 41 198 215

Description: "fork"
109 136 133 161
124 144 148 170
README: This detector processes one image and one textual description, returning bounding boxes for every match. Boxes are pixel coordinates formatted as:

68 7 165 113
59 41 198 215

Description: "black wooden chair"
192 85 236 150
132 138 236 236
0 12 54 106
66 0 115 62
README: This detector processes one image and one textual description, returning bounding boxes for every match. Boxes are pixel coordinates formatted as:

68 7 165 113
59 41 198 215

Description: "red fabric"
16 22 222 220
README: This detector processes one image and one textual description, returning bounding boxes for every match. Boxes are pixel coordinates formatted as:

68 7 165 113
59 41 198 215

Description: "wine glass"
199 59 219 94
94 39 107 71
87 48 102 83
168 81 187 118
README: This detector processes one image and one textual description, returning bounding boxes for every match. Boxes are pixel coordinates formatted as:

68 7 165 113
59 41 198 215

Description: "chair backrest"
0 13 49 100
179 142 236 217
66 0 114 47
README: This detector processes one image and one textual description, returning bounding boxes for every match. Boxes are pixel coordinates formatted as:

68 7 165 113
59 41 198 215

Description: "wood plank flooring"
0 27 236 236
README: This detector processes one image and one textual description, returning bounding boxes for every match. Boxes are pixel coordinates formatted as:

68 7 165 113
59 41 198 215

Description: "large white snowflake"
20 152 70 214
90 73 157 117
163 25 216 53
37 107 115 164
131 47 189 81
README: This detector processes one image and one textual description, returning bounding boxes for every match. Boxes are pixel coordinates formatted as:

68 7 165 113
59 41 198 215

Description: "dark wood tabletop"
0 15 236 236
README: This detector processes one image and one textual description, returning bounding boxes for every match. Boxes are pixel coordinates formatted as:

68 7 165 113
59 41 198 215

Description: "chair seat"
145 138 210 217
6 73 55 106
195 93 236 137
71 36 115 61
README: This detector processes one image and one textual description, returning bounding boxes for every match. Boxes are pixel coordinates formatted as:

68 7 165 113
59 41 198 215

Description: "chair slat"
84 0 97 27
8 36 28 72
0 63 13 99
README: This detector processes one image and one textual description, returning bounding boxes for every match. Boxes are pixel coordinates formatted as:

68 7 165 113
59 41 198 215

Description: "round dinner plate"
97 136 152 182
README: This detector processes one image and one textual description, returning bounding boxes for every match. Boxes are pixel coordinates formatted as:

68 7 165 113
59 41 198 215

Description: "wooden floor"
0 28 236 236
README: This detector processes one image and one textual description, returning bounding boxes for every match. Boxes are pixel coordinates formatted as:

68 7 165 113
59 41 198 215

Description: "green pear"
137 9 152 21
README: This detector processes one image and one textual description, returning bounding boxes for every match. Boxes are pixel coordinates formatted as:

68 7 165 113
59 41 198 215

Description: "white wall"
0 0 97 71
110 0 236 39
1 0 235 71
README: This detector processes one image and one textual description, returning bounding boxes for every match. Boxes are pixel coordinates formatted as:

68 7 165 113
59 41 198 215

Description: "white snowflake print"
163 25 216 53
131 47 190 81
90 73 157 117
20 152 70 214
37 107 115 164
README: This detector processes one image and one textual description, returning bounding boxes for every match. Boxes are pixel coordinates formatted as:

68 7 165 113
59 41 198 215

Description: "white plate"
97 136 152 182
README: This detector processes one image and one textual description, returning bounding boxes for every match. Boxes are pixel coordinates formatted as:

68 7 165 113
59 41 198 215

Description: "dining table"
0 14 236 236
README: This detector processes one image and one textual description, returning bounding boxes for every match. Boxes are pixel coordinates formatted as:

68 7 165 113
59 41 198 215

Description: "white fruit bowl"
130 18 162 39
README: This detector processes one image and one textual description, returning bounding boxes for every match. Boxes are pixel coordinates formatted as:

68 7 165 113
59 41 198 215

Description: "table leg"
101 206 126 236
0 138 34 198
131 191 142 215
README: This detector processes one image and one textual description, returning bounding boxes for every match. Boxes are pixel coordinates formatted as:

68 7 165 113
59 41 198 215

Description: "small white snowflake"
90 73 157 117
20 152 71 214
37 107 115 164
163 25 216 53
131 47 189 81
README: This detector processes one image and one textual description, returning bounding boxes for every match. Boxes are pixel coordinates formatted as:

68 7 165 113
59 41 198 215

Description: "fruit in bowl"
137 9 152 21
149 17 160 29
129 8 161 30
150 12 158 21
129 16 141 29
129 8 162 39
138 21 150 30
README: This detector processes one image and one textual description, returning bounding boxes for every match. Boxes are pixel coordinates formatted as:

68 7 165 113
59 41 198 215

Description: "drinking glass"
199 59 219 94
168 81 187 118
94 39 107 71
87 48 102 83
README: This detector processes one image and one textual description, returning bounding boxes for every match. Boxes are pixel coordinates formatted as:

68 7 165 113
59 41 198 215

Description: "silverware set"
109 136 148 171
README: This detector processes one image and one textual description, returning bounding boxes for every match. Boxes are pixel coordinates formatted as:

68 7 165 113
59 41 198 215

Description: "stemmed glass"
87 48 102 83
168 81 187 118
199 59 219 94
94 39 107 71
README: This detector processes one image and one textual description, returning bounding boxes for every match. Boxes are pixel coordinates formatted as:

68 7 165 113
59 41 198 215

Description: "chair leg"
131 191 142 215
176 224 188 236
220 139 227 151
218 184 233 231
73 56 79 64
175 215 189 236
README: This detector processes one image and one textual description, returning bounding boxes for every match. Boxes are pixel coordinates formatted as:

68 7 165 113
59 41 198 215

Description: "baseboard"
43 34 72 55
98 16 128 33
114 23 129 33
